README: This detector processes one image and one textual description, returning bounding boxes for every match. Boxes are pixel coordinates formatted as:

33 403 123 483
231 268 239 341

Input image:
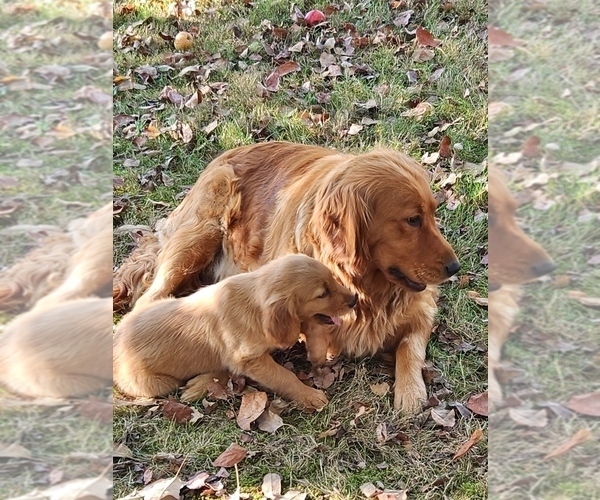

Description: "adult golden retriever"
488 167 555 406
114 142 460 411
0 202 112 311
113 254 357 410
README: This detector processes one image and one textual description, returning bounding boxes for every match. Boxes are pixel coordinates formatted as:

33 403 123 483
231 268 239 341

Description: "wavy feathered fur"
113 142 460 411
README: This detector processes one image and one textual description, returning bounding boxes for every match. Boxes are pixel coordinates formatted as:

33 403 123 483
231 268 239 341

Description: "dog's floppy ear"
311 180 371 278
263 299 301 349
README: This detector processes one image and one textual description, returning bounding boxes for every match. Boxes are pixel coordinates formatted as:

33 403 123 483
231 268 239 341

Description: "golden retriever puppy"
488 167 555 406
0 298 112 398
0 202 113 311
114 142 460 412
113 254 357 410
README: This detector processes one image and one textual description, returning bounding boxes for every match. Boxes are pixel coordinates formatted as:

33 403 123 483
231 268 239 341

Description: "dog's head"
488 167 555 290
260 254 357 348
311 150 460 292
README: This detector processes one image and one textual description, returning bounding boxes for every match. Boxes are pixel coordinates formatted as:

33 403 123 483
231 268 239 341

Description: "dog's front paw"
393 379 427 413
298 387 329 411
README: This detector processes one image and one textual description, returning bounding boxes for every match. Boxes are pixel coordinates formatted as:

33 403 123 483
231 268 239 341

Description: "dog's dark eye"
317 286 330 299
407 216 422 227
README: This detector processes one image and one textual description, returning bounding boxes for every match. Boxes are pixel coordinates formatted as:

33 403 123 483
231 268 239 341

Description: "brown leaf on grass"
257 409 284 433
413 47 435 62
265 71 280 92
488 101 513 120
415 27 441 47
212 443 247 467
73 86 111 107
488 26 521 47
393 10 413 27
521 135 542 157
370 382 390 396
347 124 364 135
544 428 592 460
376 491 407 500
508 407 548 427
0 443 32 459
0 175 18 187
453 428 484 460
360 482 380 498
159 85 184 106
236 391 268 430
402 101 434 119
77 398 113 424
431 407 456 428
313 367 336 388
13 476 113 500
163 397 193 424
466 391 488 416
467 290 488 307
276 61 300 76
566 392 600 416
438 135 451 157
138 477 185 500
261 473 282 499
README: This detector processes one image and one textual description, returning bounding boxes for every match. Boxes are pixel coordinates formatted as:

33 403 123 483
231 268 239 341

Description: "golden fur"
0 298 112 398
488 167 555 406
0 203 113 398
113 142 460 412
113 254 357 409
0 202 113 311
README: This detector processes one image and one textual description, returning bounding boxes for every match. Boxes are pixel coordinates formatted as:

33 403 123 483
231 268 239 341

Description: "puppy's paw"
298 387 329 411
393 379 427 413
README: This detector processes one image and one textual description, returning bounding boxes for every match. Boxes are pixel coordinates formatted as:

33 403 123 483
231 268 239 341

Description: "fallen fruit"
174 31 193 50
97 31 113 51
305 9 326 26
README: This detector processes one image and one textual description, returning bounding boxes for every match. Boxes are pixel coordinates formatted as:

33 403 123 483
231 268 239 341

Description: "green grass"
489 0 600 497
0 0 112 497
113 0 488 497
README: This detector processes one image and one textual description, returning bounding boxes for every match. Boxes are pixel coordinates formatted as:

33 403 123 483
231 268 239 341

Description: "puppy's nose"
348 294 358 308
445 260 461 277
531 260 556 277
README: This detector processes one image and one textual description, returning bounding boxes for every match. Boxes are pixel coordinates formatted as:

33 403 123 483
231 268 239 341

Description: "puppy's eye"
317 286 330 299
407 215 422 227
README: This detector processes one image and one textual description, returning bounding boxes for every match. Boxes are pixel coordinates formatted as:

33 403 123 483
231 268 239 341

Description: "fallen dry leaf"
257 409 284 433
370 382 390 396
453 428 484 460
138 477 184 500
402 101 433 120
416 26 441 47
438 135 452 157
431 408 456 428
261 473 282 499
488 26 522 47
236 391 268 430
488 101 513 120
212 443 247 468
466 391 488 417
0 443 32 459
163 398 193 424
544 428 592 460
521 135 542 157
566 392 600 416
508 407 548 428
360 482 380 498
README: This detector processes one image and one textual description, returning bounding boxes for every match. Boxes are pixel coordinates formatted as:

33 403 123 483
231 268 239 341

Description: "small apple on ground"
174 31 193 50
305 9 326 26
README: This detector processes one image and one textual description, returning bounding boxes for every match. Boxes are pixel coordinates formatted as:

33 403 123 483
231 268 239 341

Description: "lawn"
489 0 600 497
0 0 112 497
112 0 488 498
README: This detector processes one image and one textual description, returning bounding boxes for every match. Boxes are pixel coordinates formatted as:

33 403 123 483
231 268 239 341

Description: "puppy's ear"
311 181 371 278
263 299 301 349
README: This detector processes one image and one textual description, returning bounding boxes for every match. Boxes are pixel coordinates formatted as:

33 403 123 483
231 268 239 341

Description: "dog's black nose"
348 294 358 308
531 260 556 277
445 260 461 277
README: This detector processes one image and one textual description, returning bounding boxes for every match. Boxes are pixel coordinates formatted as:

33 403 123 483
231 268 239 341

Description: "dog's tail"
113 233 161 312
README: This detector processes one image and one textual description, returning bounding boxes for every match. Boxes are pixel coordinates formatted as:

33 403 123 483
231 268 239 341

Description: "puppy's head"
261 255 357 348
488 167 555 290
312 150 460 291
